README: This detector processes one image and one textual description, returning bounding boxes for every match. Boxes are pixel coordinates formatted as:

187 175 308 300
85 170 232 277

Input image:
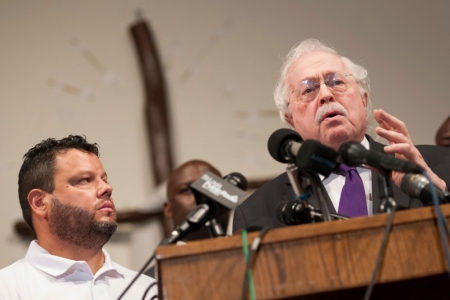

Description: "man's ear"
362 92 368 107
28 189 50 218
284 114 294 128
163 202 172 218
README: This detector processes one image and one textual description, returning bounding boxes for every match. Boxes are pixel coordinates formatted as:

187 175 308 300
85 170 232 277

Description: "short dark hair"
18 135 100 230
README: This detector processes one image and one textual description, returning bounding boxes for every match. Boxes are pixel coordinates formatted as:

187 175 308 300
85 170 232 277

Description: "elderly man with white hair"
233 38 450 231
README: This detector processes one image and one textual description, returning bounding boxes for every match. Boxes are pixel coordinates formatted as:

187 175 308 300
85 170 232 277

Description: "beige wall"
1 0 450 270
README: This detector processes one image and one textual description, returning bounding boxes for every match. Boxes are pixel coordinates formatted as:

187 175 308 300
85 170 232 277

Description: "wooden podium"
155 205 450 299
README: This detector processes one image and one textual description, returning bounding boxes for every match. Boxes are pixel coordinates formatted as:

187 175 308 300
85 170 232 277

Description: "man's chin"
96 220 118 235
321 129 356 150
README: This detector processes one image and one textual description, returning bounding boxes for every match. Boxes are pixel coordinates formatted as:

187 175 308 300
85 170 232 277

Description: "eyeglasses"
289 73 354 104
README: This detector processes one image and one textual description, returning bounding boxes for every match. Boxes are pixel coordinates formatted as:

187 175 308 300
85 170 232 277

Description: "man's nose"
98 180 113 199
318 83 335 105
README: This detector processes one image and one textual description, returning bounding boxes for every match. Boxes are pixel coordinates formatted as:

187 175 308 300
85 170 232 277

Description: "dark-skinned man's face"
164 161 228 241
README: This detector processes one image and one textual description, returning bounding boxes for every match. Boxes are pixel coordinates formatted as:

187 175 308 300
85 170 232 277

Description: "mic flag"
160 171 247 245
190 171 246 215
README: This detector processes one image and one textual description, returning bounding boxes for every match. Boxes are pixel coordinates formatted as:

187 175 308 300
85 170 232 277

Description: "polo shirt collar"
25 240 124 278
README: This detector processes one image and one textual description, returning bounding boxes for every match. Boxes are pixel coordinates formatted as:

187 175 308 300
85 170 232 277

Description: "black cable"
150 295 158 300
141 281 157 300
241 226 272 300
363 206 397 300
422 172 450 278
116 253 156 300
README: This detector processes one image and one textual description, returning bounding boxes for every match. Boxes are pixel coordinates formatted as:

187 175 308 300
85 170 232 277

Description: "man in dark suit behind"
234 38 450 231
436 116 450 148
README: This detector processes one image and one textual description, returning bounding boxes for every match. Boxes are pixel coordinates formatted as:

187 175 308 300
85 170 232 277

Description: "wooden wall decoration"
130 17 174 186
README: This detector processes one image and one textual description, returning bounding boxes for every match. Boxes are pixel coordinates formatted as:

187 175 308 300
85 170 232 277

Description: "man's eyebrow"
179 180 194 186
299 71 343 81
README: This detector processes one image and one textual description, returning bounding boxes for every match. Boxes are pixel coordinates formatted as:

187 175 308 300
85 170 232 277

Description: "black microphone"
400 173 449 206
268 128 303 163
276 200 315 225
268 128 340 176
160 171 247 245
221 172 248 192
276 199 349 226
339 141 424 174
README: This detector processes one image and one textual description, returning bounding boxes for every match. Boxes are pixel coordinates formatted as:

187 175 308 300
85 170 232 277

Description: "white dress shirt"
0 240 157 300
322 137 373 216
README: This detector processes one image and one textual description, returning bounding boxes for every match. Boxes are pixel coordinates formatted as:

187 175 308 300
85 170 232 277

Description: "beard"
49 196 118 250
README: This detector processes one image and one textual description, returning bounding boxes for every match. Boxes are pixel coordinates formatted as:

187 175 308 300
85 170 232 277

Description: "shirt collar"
25 240 124 278
361 135 370 150
319 136 371 181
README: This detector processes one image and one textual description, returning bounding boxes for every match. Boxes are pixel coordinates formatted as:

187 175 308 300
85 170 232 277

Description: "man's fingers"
374 110 393 130
374 109 401 126
375 127 409 144
383 143 411 155
374 109 410 138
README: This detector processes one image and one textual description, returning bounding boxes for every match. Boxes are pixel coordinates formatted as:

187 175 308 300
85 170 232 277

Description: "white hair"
273 38 375 136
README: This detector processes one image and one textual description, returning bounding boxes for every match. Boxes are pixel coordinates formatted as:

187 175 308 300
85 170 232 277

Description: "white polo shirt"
0 240 157 300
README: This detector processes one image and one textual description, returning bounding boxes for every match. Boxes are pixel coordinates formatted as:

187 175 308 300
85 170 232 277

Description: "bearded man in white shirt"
0 135 157 300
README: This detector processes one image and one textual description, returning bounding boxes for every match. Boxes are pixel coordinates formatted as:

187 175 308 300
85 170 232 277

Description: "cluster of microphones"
270 128 449 225
160 129 449 245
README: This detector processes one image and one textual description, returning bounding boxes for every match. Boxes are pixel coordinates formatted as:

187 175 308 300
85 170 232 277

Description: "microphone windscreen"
276 201 288 224
223 172 248 191
268 128 303 163
339 141 368 165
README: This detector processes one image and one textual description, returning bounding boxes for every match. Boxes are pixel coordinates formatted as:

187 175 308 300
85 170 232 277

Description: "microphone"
268 128 339 176
221 172 248 192
276 199 349 226
268 128 303 163
339 141 424 174
400 173 449 206
160 171 247 245
276 200 315 225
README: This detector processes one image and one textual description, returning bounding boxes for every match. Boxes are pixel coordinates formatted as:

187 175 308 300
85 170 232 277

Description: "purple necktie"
338 164 368 217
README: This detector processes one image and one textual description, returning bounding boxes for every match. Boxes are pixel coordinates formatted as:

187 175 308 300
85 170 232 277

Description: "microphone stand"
303 170 333 222
377 169 397 213
285 163 314 224
208 218 225 237
364 168 398 300
285 163 333 222
310 209 349 221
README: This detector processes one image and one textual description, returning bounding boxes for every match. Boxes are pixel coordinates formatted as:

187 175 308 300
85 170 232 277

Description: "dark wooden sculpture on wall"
130 17 174 185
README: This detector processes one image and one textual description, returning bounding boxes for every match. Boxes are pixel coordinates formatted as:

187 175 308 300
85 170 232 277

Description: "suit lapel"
367 136 384 214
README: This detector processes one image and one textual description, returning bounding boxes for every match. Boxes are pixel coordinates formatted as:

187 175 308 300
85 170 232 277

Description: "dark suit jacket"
233 137 450 232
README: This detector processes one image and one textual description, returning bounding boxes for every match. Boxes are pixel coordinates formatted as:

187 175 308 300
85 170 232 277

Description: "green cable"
241 230 256 300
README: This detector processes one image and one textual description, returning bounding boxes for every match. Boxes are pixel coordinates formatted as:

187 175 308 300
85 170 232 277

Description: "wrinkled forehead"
287 52 349 87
